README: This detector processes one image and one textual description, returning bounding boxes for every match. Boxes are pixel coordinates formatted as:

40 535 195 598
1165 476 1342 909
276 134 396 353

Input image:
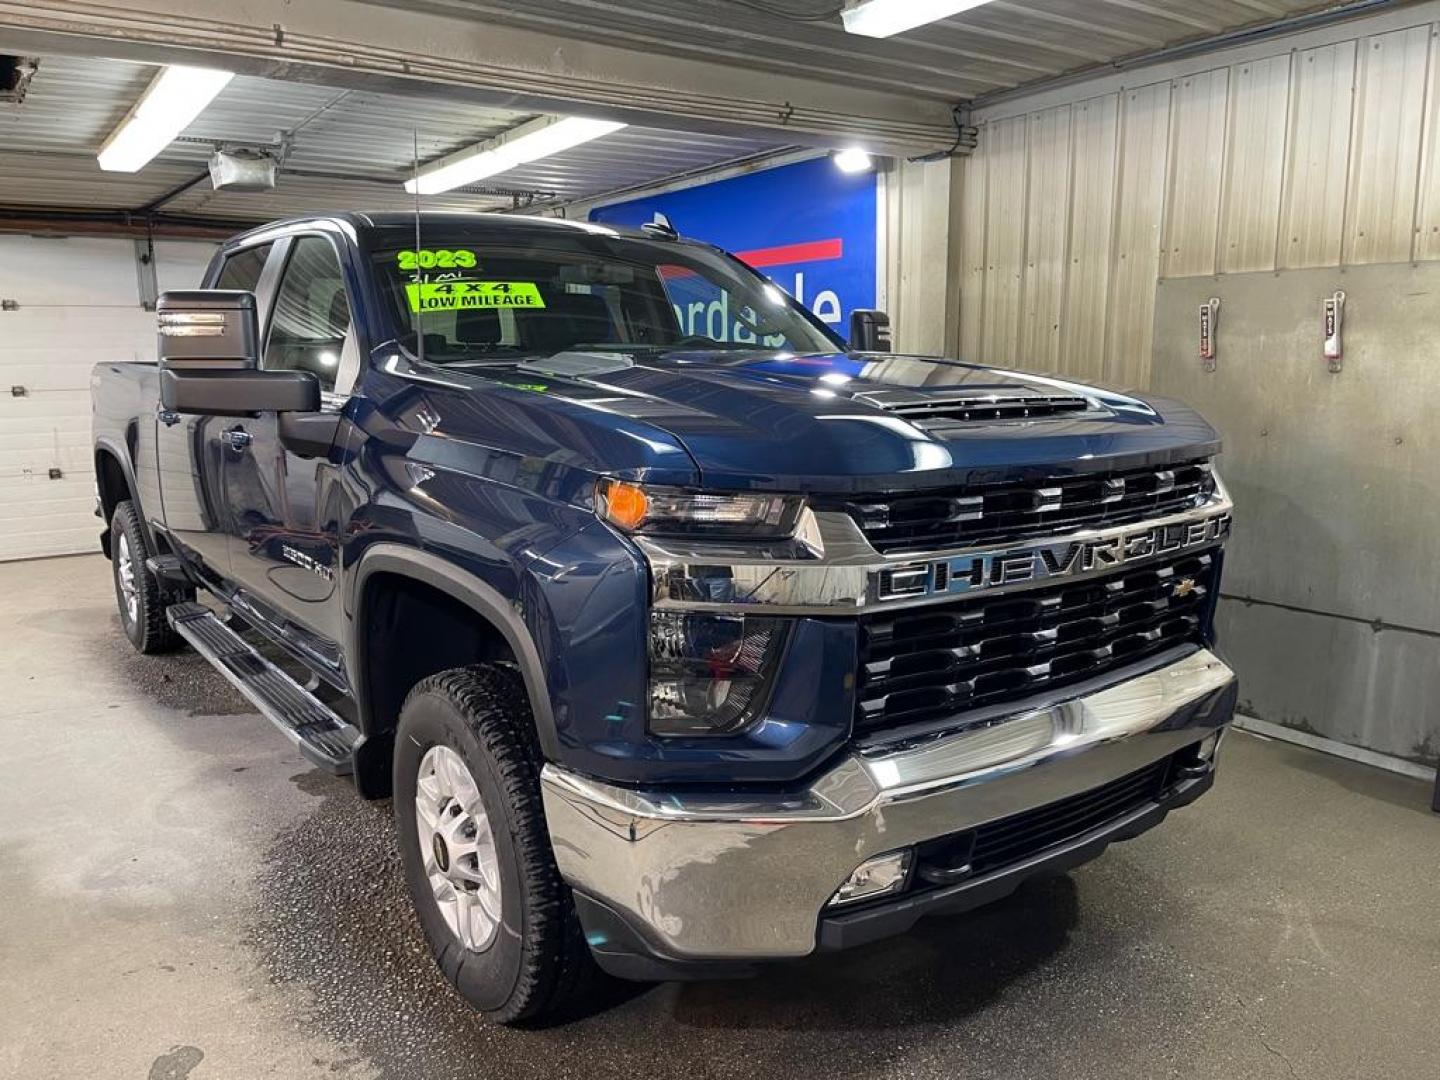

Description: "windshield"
370 228 842 364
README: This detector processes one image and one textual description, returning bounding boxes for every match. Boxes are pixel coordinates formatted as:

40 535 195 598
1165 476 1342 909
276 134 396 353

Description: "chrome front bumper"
541 647 1237 963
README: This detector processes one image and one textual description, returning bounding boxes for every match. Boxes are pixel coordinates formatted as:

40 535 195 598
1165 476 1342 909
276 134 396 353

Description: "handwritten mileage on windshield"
405 281 546 312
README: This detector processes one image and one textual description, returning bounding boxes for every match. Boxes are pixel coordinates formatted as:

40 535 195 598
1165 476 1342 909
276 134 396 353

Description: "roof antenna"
412 128 425 366
640 211 677 240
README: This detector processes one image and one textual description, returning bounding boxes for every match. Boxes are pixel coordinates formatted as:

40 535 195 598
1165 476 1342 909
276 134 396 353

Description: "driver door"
221 233 355 650
154 242 276 574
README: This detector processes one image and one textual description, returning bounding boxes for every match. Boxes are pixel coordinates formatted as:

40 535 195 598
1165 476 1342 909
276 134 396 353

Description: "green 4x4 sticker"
406 281 546 312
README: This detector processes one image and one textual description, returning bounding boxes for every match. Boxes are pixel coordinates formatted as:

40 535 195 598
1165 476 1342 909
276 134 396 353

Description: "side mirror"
156 290 320 417
157 290 260 368
160 368 320 417
848 308 892 353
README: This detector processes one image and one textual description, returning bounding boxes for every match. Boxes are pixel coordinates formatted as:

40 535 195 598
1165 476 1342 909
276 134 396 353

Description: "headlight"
647 611 788 736
597 479 803 538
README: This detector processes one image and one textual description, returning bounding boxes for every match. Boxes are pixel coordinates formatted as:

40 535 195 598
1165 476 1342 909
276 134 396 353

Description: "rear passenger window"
264 237 352 393
214 243 273 292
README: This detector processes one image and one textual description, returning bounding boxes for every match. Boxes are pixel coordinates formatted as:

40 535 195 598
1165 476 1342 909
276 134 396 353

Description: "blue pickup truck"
91 211 1237 1023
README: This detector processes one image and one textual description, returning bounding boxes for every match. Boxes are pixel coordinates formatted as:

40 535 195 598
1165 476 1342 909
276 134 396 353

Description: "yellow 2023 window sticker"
405 281 546 312
396 249 477 271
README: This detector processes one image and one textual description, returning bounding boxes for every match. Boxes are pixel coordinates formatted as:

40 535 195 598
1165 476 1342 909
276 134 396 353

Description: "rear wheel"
110 500 185 654
393 664 605 1025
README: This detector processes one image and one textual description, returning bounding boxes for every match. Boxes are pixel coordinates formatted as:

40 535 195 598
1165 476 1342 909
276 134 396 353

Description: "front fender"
346 541 560 760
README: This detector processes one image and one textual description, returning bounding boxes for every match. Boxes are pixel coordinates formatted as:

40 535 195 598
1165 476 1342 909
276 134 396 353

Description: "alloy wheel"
414 744 503 951
116 531 139 625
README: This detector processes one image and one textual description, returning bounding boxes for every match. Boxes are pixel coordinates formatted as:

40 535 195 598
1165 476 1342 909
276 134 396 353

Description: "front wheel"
393 664 604 1025
110 500 184 654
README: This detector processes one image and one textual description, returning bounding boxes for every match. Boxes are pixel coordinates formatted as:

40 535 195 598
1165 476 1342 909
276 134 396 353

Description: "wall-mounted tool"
1199 297 1220 372
1323 290 1345 373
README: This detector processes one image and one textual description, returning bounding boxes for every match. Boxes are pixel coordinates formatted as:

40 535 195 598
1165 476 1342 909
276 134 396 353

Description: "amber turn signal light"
598 479 650 531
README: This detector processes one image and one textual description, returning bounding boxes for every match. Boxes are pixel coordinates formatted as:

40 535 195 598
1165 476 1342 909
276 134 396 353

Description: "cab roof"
227 210 662 248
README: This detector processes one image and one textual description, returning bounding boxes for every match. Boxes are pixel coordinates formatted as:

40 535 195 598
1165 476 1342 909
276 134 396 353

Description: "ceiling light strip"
841 0 997 39
405 115 628 195
97 65 234 173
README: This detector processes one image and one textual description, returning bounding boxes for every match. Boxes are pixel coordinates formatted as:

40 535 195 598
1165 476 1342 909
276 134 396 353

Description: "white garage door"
0 235 217 561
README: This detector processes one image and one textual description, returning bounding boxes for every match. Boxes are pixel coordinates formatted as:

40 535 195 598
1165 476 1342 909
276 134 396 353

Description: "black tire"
110 500 185 654
393 664 604 1025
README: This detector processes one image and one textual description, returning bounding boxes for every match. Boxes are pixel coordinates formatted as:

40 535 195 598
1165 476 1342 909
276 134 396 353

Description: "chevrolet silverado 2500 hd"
91 212 1237 1023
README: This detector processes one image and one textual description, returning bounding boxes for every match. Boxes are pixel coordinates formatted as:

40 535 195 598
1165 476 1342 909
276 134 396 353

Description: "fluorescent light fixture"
97 65 233 172
405 115 627 195
841 0 995 38
833 148 874 174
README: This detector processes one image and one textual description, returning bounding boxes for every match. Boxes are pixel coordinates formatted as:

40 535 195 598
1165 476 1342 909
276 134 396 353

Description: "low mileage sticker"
405 281 546 312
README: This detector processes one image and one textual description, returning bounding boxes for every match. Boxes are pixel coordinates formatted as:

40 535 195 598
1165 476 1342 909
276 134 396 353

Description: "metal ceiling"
0 53 789 224
0 2 1375 227
378 0 1357 102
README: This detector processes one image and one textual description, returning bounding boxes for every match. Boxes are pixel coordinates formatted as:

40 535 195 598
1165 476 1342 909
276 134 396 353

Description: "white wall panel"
155 240 219 293
1162 68 1229 279
1414 26 1440 261
1279 40 1356 270
1220 54 1291 273
0 235 216 561
1344 26 1431 265
0 236 140 305
1106 81 1171 388
957 137 988 362
1019 105 1072 370
979 116 1028 363
885 157 960 356
1061 94 1120 384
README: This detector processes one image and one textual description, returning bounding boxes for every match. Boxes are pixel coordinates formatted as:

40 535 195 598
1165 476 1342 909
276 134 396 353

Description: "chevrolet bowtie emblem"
1173 577 1197 598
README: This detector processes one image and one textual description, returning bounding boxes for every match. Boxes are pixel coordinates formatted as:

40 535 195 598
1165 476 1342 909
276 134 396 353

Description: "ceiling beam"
0 207 247 238
0 0 962 156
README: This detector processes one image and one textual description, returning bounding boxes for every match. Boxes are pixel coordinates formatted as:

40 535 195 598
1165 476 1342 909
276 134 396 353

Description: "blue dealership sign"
589 156 877 335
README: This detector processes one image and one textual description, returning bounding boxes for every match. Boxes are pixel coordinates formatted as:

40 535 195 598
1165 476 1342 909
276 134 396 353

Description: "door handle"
224 427 253 450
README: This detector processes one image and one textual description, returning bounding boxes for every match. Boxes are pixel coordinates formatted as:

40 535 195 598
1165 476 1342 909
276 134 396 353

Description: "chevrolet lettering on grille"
881 510 1232 600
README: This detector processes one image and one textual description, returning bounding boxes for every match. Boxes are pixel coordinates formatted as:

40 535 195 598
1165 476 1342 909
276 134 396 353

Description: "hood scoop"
518 350 635 379
851 386 1093 426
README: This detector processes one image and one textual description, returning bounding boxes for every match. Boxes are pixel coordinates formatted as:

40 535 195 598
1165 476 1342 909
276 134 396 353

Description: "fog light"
828 850 912 907
1178 729 1225 779
1197 728 1225 762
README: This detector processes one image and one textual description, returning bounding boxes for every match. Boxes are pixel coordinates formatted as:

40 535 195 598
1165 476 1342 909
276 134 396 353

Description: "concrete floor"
2 554 1437 1080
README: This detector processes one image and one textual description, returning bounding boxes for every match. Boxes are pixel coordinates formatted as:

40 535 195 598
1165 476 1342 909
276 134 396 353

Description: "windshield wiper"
624 340 777 353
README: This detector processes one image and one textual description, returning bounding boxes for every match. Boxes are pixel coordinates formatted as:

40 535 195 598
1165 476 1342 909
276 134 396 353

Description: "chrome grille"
855 551 1217 736
830 459 1215 555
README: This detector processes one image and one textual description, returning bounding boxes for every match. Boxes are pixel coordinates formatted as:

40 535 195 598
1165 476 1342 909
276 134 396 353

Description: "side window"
213 243 273 292
264 236 352 392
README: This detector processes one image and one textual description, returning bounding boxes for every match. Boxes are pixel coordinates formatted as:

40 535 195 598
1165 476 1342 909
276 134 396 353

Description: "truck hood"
435 349 1221 494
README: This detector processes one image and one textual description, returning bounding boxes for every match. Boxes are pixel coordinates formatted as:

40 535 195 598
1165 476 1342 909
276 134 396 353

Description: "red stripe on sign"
735 238 844 268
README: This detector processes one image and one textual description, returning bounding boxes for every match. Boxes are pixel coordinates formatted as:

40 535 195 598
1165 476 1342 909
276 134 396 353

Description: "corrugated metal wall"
885 156 962 357
953 9 1440 769
957 17 1440 388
